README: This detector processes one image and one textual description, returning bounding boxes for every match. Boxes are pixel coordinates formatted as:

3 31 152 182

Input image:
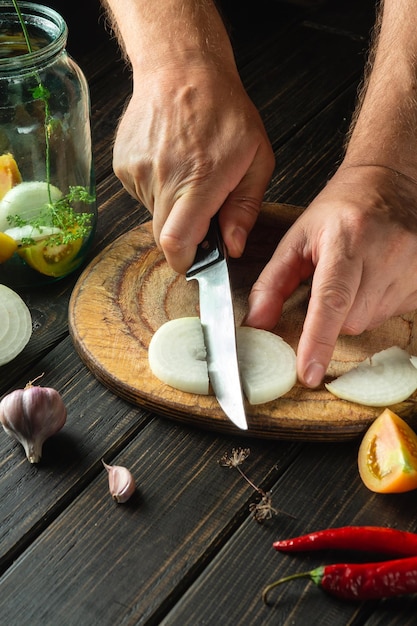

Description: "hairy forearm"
101 0 234 72
345 0 417 178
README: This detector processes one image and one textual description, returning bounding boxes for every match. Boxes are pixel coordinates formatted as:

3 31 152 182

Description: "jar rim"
0 2 68 71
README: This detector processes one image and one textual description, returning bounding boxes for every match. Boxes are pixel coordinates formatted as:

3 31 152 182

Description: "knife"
186 216 248 430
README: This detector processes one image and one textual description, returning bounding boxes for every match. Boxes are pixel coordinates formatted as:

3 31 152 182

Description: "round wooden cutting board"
68 203 417 440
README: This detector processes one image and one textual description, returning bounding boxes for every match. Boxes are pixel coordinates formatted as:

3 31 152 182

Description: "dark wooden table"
1 1 417 624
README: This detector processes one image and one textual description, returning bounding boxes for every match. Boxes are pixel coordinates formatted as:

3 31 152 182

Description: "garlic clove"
102 460 136 503
0 378 67 463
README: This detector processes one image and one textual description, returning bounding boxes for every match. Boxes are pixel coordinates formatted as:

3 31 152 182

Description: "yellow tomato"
0 153 22 200
358 408 417 493
18 236 83 277
0 231 18 262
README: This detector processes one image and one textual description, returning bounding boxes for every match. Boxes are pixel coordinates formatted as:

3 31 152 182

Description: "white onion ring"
148 317 297 404
0 285 32 366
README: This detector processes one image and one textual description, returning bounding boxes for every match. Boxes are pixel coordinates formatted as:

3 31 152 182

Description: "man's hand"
245 165 417 387
113 63 274 274
103 0 274 274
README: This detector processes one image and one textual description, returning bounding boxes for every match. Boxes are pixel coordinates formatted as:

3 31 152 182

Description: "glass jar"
0 2 96 287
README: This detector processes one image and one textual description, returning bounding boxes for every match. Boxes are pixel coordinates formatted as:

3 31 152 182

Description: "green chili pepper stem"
262 566 325 605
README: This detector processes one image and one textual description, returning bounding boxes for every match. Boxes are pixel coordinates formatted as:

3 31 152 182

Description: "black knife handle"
186 215 226 278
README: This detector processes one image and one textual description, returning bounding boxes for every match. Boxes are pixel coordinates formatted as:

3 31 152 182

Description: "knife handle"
186 215 226 278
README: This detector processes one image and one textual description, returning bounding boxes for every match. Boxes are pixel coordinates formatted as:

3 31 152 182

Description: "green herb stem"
7 2 95 247
12 0 52 197
11 0 32 52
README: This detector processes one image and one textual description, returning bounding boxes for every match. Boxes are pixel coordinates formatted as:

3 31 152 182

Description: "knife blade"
186 216 247 430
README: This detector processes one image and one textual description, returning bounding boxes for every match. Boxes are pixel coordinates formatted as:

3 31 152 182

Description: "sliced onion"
148 317 297 404
0 181 62 232
0 285 32 366
236 326 297 404
5 225 62 243
148 317 209 395
325 346 417 406
410 355 417 370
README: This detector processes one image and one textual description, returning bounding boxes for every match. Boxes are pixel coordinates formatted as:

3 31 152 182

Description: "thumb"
220 146 275 258
219 194 263 258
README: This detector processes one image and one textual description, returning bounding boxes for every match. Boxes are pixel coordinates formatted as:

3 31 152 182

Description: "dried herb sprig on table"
219 447 277 523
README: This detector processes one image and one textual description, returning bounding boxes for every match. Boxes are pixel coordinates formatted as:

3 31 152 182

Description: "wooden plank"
220 0 309 65
4 430 416 624
0 420 302 624
159 442 417 625
308 0 377 40
242 26 364 151
0 338 152 571
266 86 357 205
366 600 417 626
85 2 371 185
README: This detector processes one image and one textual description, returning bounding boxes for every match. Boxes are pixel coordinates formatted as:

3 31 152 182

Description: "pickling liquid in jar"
0 2 97 287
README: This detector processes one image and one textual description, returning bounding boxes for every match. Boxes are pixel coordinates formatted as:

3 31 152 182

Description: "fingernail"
303 361 325 388
231 226 247 257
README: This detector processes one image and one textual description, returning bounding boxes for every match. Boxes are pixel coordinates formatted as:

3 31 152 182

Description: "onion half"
148 317 209 395
0 285 32 366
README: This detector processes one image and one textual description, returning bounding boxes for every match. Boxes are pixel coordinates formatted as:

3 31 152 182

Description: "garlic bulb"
102 460 136 503
0 378 67 463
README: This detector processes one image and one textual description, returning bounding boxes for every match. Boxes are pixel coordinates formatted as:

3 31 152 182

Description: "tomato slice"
358 408 417 493
18 237 83 277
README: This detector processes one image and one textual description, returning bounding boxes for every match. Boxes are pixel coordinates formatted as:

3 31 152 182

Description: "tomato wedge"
0 153 22 200
18 236 83 277
358 408 417 493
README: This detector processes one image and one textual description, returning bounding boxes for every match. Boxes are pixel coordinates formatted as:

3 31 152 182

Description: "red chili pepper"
262 555 417 603
273 526 417 557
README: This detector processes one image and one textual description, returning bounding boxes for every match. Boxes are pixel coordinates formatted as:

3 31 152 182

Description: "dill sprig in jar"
0 1 97 285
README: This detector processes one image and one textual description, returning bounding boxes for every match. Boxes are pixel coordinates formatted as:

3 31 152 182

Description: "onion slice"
148 317 209 395
148 317 297 405
4 225 62 243
0 285 32 366
325 346 417 406
236 326 297 404
0 181 62 232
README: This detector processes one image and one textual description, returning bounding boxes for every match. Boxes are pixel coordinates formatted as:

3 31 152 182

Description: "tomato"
18 236 83 277
358 408 417 493
0 232 18 262
0 153 22 200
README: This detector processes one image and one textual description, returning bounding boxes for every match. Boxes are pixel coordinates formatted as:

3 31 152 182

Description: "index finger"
297 256 362 387
157 192 221 274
